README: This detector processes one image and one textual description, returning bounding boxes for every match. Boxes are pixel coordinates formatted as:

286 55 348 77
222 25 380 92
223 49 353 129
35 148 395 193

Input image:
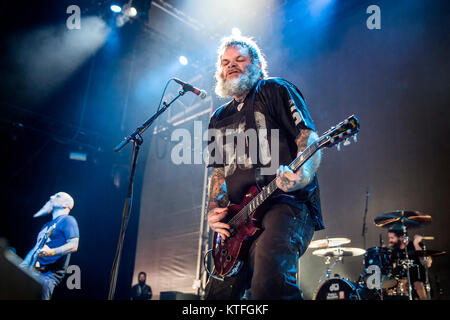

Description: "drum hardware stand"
400 216 413 301
422 241 432 300
318 251 343 284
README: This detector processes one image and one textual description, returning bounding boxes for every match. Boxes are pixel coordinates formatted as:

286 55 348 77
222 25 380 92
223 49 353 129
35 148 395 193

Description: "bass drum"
313 278 360 300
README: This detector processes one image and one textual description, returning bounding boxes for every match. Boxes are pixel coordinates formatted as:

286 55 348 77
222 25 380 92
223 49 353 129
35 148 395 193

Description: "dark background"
0 0 449 300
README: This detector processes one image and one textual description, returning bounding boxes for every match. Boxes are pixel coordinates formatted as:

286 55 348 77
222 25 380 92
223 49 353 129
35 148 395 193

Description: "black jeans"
204 202 315 300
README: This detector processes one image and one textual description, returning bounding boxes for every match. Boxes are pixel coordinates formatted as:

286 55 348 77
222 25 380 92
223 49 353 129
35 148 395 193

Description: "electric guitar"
27 223 57 270
212 115 360 277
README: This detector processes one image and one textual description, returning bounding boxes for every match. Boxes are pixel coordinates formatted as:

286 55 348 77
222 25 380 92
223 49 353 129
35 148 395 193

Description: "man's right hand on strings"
207 207 230 239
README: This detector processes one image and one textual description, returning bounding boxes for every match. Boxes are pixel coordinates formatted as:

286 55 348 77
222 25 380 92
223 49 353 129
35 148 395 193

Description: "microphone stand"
361 188 370 250
108 89 186 300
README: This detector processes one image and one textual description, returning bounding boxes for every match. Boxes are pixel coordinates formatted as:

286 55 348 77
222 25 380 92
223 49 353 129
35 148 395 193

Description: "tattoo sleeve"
207 167 228 210
295 129 321 188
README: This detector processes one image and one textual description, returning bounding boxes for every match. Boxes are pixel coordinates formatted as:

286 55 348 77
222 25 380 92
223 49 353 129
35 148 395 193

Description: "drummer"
387 229 432 300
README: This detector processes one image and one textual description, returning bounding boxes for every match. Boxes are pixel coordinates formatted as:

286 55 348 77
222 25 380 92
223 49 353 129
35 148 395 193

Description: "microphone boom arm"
114 89 185 152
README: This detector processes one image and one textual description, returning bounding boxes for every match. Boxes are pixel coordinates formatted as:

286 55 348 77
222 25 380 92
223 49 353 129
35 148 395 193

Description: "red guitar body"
212 185 267 277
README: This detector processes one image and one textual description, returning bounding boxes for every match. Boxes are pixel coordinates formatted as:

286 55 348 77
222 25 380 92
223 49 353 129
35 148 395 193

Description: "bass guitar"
27 223 57 270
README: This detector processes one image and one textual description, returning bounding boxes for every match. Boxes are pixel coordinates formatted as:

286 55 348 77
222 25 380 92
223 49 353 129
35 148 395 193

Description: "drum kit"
311 210 446 300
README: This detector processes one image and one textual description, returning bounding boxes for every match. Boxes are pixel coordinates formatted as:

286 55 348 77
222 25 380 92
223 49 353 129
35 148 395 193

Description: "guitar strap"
31 215 68 270
242 80 266 191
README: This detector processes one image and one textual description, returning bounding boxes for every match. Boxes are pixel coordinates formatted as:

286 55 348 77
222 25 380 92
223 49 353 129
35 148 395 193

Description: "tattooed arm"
207 167 231 239
207 168 229 210
276 129 321 192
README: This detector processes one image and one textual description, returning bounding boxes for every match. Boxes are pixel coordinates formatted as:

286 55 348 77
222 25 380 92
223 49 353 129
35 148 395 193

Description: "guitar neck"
288 141 319 172
28 224 57 268
253 141 319 208
230 142 320 225
226 114 360 228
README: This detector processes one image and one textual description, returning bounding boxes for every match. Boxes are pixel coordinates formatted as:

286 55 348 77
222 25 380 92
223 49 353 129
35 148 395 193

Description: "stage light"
69 152 87 161
179 56 188 65
128 7 137 17
110 5 122 13
308 0 335 17
231 27 241 36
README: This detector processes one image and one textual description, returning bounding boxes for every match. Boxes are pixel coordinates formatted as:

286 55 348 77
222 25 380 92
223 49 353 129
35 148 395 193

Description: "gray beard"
216 64 261 98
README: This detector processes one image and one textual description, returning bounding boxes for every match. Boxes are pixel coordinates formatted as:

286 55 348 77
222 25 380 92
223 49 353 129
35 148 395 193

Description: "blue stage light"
309 0 335 17
110 5 122 13
179 56 188 65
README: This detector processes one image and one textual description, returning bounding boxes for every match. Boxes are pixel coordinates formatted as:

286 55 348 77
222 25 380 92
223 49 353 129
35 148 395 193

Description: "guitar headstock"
318 115 360 150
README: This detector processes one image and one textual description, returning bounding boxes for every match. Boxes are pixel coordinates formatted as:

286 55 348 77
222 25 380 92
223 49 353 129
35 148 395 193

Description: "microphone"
173 78 207 99
33 200 53 218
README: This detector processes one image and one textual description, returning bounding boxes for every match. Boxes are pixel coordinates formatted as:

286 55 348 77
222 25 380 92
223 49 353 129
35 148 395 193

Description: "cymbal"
308 237 351 249
313 247 366 258
413 250 447 257
374 210 432 229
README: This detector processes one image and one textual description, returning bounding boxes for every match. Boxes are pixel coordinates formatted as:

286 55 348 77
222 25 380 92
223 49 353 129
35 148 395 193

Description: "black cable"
157 78 173 112
203 249 224 282
152 78 174 142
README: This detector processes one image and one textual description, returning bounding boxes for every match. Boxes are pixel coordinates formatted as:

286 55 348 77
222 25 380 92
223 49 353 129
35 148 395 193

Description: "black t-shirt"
207 77 324 230
131 284 152 300
390 242 426 283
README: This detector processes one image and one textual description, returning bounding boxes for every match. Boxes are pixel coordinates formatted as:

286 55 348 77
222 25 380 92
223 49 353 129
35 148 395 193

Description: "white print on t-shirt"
35 225 51 247
289 99 303 126
170 120 280 176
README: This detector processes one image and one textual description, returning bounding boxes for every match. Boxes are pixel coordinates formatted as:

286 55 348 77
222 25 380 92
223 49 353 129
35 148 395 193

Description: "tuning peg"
336 143 341 151
353 134 358 143
343 138 351 146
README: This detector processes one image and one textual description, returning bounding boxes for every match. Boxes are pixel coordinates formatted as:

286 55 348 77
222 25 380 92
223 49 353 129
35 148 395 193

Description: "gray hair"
214 35 268 98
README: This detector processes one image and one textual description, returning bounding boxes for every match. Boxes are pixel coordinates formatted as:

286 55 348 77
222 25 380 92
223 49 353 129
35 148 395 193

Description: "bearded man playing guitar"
205 35 324 300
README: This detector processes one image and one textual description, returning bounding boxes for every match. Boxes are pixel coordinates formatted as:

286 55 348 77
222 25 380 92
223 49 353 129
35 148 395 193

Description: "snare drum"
314 278 360 300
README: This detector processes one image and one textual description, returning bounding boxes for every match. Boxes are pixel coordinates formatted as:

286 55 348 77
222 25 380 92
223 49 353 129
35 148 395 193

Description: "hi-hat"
374 210 432 229
312 247 366 258
308 237 351 249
